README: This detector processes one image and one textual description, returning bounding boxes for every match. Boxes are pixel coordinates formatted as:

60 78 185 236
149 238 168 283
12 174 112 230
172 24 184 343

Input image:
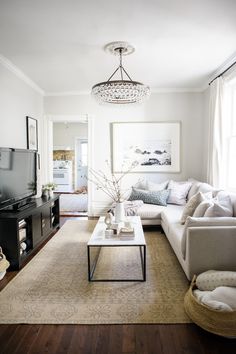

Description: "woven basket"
184 275 236 337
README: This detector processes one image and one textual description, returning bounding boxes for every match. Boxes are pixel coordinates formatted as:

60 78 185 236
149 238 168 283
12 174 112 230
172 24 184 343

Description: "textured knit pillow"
180 192 206 224
196 270 236 291
147 180 168 191
129 187 170 206
167 180 192 205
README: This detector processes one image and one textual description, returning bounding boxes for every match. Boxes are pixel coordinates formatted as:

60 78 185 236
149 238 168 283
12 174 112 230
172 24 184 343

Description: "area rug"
0 220 191 324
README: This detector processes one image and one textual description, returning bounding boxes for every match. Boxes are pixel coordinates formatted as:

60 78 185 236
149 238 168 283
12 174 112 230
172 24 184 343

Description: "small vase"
114 202 126 223
42 190 49 199
48 190 54 198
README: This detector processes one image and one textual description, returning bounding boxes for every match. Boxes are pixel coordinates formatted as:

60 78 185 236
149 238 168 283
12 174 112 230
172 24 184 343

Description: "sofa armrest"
185 226 236 279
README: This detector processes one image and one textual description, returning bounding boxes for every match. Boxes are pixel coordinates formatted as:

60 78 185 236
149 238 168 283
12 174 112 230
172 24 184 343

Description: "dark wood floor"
0 217 235 354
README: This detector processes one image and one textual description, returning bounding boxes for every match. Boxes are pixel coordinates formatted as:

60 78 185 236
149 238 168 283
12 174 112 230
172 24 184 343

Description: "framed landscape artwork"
26 116 38 151
112 121 181 173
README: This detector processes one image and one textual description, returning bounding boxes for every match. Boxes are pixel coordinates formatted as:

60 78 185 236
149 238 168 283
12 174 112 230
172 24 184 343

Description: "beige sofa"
135 181 236 280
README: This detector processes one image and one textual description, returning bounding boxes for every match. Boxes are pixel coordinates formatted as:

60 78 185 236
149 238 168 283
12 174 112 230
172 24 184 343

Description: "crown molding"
207 51 236 85
0 54 44 95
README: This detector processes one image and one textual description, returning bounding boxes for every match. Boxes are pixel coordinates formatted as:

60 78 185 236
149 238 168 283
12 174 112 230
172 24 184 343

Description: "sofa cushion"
129 187 170 206
180 192 208 224
134 179 148 190
187 178 214 200
147 180 168 191
181 216 236 258
193 200 213 217
167 180 192 205
136 203 166 219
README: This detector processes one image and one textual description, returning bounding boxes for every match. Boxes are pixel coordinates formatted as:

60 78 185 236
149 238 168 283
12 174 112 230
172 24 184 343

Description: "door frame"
74 137 88 191
42 114 94 215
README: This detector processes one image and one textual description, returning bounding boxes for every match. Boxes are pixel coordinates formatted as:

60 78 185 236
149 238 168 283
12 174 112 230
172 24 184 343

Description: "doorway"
52 121 88 216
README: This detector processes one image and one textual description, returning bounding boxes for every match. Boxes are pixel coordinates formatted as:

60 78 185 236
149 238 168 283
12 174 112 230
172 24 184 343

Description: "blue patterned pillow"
129 187 170 206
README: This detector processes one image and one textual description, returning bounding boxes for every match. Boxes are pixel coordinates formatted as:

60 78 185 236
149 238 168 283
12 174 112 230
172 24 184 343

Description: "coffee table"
87 216 146 282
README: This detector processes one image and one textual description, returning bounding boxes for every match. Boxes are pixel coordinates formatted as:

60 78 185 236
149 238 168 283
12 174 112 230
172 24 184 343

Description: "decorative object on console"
112 122 181 173
91 41 150 104
26 116 38 150
42 182 57 198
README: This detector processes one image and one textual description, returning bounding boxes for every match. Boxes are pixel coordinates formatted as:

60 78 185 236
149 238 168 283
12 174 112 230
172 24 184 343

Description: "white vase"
114 202 126 223
49 190 54 198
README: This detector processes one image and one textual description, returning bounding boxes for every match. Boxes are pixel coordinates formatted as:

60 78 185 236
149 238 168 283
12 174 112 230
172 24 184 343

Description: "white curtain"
206 65 236 189
206 77 226 188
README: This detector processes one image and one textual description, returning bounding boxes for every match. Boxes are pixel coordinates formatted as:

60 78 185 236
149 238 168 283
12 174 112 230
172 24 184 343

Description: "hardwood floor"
0 217 235 354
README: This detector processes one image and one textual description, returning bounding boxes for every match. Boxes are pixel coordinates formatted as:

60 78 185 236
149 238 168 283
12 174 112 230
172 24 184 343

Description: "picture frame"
26 116 38 150
112 121 181 173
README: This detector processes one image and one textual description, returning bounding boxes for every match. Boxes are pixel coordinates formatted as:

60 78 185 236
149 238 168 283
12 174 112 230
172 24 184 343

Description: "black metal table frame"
87 244 146 282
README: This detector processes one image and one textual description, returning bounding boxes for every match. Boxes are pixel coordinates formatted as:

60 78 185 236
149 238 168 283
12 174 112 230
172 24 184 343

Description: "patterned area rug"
0 220 191 324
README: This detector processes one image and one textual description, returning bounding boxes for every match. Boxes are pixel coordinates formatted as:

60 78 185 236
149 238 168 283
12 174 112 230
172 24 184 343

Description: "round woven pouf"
184 275 236 337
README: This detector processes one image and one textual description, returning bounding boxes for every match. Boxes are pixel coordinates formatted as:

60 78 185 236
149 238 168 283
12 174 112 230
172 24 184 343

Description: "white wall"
0 61 44 195
53 122 88 149
0 63 43 149
44 92 205 214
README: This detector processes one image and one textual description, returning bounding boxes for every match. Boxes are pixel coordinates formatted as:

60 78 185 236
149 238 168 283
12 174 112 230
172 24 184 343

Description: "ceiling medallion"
91 41 150 104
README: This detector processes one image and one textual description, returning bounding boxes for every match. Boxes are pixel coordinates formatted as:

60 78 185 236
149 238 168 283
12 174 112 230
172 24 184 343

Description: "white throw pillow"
196 270 236 291
181 217 236 258
134 179 148 190
167 180 192 205
147 180 168 191
204 203 233 217
192 200 213 217
180 192 205 224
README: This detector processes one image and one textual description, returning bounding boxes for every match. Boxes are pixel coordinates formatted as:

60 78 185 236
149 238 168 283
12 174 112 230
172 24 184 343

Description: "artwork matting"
112 121 181 173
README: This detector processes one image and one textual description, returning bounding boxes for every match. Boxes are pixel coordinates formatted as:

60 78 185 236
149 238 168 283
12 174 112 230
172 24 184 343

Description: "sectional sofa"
133 179 236 280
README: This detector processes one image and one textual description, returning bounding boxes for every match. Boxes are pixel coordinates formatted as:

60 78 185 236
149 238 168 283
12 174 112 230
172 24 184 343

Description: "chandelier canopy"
91 42 150 104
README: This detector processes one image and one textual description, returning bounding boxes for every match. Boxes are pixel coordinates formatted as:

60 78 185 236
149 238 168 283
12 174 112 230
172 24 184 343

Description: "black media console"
0 195 60 270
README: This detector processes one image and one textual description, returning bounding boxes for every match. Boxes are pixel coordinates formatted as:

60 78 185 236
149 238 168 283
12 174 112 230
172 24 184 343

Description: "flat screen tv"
0 148 37 210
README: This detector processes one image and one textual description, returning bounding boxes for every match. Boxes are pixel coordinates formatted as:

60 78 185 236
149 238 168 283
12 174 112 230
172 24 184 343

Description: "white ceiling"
0 0 236 94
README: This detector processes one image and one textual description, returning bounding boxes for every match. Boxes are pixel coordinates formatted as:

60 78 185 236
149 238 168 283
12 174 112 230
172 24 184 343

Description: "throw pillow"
193 200 213 217
196 270 236 291
147 180 168 191
128 187 170 206
134 179 148 190
187 178 213 200
167 180 192 205
181 216 236 258
180 192 205 224
204 203 233 217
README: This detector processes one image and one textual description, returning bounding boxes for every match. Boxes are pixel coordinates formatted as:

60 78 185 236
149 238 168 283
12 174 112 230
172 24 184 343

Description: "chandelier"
91 42 150 104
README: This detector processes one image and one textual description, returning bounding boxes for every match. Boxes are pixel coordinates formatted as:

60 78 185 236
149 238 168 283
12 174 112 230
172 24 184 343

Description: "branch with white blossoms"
87 160 139 203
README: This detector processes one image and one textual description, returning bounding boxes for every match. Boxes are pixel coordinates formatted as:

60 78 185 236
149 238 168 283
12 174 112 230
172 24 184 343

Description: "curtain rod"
209 60 236 85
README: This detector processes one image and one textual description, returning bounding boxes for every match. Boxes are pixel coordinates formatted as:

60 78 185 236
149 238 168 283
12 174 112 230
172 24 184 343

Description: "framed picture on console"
26 116 38 151
112 121 181 173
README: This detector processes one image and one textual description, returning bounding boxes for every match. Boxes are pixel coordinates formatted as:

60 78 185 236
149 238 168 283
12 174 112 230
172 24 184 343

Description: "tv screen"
0 148 37 209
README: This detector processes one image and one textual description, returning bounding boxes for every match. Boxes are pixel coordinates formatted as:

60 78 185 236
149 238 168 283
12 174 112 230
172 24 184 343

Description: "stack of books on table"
119 226 135 240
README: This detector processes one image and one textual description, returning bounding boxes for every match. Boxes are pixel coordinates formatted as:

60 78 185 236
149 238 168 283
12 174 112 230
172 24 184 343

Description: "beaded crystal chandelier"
91 42 150 104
